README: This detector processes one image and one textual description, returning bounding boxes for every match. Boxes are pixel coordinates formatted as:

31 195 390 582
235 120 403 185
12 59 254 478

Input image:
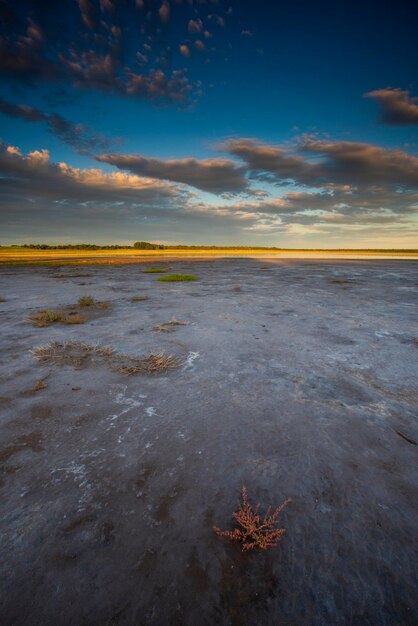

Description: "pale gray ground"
0 258 417 626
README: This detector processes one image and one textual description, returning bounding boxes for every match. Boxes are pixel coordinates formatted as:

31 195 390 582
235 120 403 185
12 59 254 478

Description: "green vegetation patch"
143 267 167 273
158 274 197 282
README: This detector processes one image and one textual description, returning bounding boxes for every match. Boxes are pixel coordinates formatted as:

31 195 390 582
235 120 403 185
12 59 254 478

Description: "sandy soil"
0 258 417 625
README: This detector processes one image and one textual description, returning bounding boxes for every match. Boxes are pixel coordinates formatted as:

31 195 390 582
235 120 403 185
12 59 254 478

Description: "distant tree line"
6 244 129 250
1 242 416 252
133 241 165 249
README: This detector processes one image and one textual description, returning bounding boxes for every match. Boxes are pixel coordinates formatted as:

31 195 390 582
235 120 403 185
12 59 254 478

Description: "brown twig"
396 431 417 446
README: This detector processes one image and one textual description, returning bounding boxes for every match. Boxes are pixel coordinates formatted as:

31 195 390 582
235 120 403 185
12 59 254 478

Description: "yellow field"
0 247 417 264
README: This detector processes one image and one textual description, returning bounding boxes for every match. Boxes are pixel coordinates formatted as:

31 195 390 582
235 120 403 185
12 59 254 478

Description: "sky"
0 0 417 247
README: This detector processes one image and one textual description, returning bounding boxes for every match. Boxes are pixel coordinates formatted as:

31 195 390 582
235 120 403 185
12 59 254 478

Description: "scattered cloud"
222 137 418 190
1 138 417 245
208 14 225 27
96 152 248 193
0 0 246 107
365 88 418 125
0 98 116 155
179 44 191 58
300 139 418 189
221 138 311 183
188 18 203 34
0 143 180 208
159 0 170 25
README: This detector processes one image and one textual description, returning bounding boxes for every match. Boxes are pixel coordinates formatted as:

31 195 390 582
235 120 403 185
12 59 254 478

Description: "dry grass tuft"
143 267 167 273
154 323 174 333
131 295 149 302
78 296 110 309
78 295 95 306
53 273 91 279
30 341 114 367
115 352 179 375
29 310 85 327
167 319 189 326
153 319 190 333
30 297 109 327
32 376 49 392
30 341 178 376
214 486 291 551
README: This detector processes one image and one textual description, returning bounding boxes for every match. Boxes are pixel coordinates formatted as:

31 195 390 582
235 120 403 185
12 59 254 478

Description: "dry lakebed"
0 258 417 625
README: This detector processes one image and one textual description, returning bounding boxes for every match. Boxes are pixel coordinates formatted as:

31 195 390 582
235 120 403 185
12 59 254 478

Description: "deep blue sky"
0 0 417 246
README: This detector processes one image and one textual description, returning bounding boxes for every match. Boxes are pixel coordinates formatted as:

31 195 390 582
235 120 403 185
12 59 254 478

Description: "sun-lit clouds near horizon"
2 137 417 247
0 0 417 247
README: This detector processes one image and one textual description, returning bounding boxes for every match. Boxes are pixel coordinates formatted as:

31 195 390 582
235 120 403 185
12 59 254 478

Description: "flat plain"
0 258 417 625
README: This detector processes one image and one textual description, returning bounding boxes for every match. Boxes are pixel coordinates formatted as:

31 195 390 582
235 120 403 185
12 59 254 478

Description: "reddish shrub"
214 486 290 551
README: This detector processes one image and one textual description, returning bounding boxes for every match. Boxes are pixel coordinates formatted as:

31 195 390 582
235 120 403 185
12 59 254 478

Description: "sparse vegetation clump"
214 486 290 551
158 274 197 282
31 342 114 367
29 297 110 327
115 352 178 375
131 295 149 302
78 295 95 306
154 324 173 333
30 341 179 376
143 267 167 273
32 377 48 392
78 295 109 308
29 310 85 327
153 319 190 333
53 273 91 279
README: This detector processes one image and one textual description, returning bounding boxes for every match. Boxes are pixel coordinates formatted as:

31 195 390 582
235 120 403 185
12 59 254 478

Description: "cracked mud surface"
0 258 417 625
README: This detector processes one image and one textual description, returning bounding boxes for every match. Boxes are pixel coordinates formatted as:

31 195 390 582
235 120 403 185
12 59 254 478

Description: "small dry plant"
30 341 114 367
30 341 178 376
78 295 95 306
214 486 290 551
115 352 178 375
153 319 189 333
143 267 167 273
78 296 109 309
29 310 85 327
53 273 91 279
32 377 48 392
131 296 149 302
